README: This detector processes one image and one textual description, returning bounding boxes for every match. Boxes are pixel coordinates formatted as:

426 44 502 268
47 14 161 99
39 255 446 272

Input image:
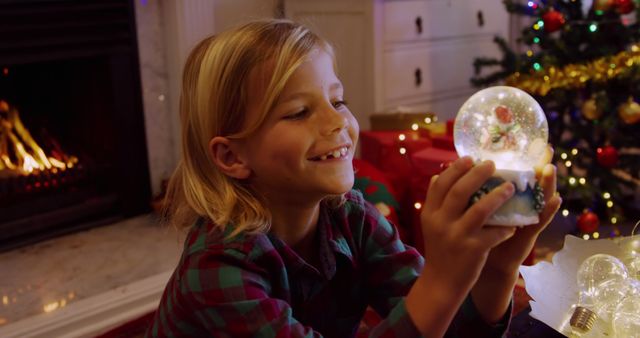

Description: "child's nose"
320 105 348 135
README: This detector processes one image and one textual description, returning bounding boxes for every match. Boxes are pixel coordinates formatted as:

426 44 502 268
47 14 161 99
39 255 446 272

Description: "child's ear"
209 136 251 179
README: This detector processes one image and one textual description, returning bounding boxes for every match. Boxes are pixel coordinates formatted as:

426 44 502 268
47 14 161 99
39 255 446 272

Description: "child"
147 19 561 337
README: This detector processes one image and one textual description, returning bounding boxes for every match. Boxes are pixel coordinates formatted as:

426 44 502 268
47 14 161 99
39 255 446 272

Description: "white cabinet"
284 0 510 129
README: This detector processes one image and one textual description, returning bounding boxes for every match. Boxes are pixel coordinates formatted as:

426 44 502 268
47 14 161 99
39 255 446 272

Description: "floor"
0 214 185 328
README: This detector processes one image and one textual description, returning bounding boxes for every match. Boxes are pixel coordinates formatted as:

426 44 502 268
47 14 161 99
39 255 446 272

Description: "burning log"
0 100 78 177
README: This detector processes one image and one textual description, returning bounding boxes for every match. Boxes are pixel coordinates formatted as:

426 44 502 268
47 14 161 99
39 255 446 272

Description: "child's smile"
236 48 359 205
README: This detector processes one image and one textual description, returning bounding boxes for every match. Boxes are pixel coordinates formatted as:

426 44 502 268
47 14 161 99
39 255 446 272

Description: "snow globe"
453 86 549 226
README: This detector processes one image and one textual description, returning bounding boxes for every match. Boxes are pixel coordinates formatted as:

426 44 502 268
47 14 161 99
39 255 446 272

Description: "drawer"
382 37 501 101
383 0 508 43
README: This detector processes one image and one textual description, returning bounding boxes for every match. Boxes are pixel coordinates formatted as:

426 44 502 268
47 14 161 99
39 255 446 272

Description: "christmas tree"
472 0 640 236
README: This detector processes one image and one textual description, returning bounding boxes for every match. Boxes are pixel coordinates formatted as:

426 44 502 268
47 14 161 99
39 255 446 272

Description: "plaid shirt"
147 190 510 337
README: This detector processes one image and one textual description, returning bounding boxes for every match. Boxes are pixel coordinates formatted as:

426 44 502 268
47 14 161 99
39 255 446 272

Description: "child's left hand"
483 146 561 275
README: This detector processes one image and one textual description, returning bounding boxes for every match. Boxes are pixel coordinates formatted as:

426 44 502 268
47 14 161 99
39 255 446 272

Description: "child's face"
238 48 359 204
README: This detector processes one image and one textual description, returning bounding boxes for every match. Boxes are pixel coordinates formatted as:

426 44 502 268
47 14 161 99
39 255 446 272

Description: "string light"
414 202 422 210
424 117 432 124
399 147 407 155
526 50 534 57
533 37 541 44
607 201 614 208
589 23 598 32
411 123 419 131
565 160 572 167
611 217 618 224
533 23 541 30
583 234 591 240
562 209 570 217
398 134 406 141
571 148 578 155
603 192 611 199
561 153 568 160
579 177 586 185
593 232 600 239
569 177 577 185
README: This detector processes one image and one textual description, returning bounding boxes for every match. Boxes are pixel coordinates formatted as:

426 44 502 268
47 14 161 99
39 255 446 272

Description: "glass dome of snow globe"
454 86 549 226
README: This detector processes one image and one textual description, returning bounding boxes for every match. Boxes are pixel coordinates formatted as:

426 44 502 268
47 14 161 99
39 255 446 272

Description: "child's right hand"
419 156 516 297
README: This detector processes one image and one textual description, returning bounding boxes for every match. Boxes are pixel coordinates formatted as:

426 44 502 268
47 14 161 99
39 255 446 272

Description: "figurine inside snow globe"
454 86 549 226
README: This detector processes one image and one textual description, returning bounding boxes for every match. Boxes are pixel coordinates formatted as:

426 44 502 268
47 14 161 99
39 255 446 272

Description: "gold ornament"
618 97 640 124
506 44 640 96
582 98 602 120
593 0 614 11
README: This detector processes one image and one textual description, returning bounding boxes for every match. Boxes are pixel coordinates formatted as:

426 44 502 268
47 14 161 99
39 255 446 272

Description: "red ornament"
495 105 514 124
597 146 619 168
577 211 600 233
542 9 566 33
614 0 635 14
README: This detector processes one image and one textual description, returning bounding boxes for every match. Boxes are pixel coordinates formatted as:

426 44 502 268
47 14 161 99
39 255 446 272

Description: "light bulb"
570 254 629 334
612 293 640 338
592 278 640 324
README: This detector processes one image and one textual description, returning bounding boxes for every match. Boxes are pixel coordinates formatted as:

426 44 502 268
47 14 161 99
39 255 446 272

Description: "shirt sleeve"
359 200 511 338
175 251 322 338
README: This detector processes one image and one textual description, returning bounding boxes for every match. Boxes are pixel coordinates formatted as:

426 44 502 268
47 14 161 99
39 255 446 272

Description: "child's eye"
333 100 348 109
284 108 310 120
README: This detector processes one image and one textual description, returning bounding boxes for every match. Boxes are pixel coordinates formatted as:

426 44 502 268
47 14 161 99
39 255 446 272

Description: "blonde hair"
164 19 335 236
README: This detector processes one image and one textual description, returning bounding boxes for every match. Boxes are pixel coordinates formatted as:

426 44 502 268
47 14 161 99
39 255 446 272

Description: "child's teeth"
332 150 341 158
340 147 347 156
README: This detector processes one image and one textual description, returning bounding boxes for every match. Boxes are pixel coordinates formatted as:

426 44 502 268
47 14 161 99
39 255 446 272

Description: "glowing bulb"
611 217 618 224
411 123 419 131
565 160 572 167
398 134 406 141
569 177 577 185
603 192 611 199
562 209 570 217
583 234 590 240
414 202 422 210
570 254 629 334
593 232 600 239
589 23 598 32
561 153 568 160
572 148 579 155
612 294 640 337
579 178 586 185
399 147 407 155
607 201 614 208
424 117 432 124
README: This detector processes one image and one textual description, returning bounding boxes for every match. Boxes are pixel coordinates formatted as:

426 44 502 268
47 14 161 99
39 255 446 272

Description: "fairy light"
569 177 577 185
533 23 541 30
537 20 544 28
533 62 542 70
561 153 568 160
414 202 422 210
565 160 572 167
571 148 578 155
424 117 432 124
399 147 407 155
526 50 534 57
589 23 598 32
593 232 600 239
562 209 570 217
579 177 586 185
411 123 419 131
603 192 611 199
583 234 591 240
398 134 406 141
611 217 618 224
533 37 541 44
607 201 614 208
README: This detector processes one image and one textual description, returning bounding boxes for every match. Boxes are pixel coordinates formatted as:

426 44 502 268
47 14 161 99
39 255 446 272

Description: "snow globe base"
470 169 545 226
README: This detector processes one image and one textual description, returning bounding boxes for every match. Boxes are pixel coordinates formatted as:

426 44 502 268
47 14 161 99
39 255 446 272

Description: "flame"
0 100 78 176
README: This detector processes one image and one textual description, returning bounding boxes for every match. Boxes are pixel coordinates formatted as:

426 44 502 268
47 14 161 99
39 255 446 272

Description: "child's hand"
483 147 562 276
419 156 517 293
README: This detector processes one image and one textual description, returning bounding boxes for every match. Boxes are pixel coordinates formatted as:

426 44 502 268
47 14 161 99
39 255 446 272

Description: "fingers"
533 145 554 175
425 157 474 210
539 164 557 203
525 194 563 236
477 226 517 249
439 160 497 216
459 181 515 232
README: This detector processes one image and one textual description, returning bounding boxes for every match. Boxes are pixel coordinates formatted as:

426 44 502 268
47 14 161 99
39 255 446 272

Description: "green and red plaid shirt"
146 190 510 337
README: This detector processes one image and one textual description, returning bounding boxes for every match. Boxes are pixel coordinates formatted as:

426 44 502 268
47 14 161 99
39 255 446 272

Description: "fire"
0 100 77 176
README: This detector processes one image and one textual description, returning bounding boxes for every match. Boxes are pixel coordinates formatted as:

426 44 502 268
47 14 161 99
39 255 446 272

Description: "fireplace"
0 0 151 251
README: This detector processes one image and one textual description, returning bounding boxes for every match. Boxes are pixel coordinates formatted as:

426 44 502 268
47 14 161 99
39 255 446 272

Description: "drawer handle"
477 10 484 27
414 68 422 87
415 16 423 34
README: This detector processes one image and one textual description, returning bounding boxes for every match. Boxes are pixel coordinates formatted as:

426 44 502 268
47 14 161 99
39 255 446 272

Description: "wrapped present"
369 112 436 131
359 130 431 177
410 147 459 178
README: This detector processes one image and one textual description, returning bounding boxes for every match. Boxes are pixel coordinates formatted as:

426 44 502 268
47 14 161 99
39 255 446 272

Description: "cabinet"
284 0 510 129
